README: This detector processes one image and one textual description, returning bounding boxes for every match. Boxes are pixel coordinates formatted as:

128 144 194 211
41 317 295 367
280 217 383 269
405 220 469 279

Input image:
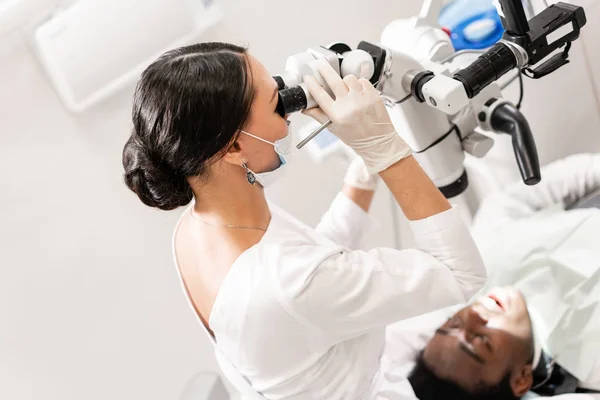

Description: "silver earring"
242 162 256 185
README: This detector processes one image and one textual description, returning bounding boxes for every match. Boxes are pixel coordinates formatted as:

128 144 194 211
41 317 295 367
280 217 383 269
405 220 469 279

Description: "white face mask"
240 121 294 187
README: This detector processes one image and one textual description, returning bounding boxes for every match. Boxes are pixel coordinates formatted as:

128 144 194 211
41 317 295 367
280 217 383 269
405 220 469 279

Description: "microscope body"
274 0 586 197
276 35 502 195
375 30 501 194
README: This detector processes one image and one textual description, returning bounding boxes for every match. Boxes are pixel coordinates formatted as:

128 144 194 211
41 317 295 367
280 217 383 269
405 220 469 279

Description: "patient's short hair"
407 351 521 400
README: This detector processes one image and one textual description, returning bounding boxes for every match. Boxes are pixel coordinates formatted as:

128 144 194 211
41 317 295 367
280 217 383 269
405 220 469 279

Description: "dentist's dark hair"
123 42 255 210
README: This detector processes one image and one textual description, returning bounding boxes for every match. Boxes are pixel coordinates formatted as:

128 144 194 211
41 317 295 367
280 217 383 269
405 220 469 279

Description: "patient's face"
422 287 534 391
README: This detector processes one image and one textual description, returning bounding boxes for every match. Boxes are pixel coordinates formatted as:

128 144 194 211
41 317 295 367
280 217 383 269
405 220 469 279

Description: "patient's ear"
510 364 533 397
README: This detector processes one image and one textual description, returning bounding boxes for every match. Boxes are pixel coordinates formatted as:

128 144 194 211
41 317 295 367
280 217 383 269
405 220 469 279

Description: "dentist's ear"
221 139 246 167
510 364 533 397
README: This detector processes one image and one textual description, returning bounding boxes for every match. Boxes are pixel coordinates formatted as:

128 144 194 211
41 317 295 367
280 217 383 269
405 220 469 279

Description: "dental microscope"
274 0 587 199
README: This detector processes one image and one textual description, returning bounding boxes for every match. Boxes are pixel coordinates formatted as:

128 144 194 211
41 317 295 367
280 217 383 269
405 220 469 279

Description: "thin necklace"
189 207 267 232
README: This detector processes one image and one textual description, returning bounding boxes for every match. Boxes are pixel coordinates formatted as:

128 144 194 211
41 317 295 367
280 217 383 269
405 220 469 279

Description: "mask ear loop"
238 131 271 186
239 130 276 146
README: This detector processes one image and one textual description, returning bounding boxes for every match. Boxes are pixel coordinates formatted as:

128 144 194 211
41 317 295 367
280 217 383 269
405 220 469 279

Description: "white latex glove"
344 156 379 191
303 60 412 174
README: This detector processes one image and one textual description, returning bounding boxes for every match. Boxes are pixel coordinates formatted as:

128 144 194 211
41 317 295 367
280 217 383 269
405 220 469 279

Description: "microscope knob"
341 50 375 80
462 132 494 158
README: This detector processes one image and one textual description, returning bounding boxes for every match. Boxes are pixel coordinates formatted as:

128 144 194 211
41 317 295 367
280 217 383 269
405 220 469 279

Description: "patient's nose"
465 306 489 328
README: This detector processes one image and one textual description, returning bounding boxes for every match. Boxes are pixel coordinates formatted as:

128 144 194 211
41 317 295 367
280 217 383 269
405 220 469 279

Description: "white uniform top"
173 192 486 399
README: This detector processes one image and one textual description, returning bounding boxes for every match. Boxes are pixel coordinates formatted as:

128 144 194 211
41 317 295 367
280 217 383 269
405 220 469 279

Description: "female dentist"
122 42 486 399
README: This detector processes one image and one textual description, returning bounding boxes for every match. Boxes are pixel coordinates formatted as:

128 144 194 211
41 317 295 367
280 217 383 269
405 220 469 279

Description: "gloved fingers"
359 62 372 79
304 75 335 117
302 107 329 125
359 78 379 98
343 74 363 92
359 78 389 115
315 60 349 99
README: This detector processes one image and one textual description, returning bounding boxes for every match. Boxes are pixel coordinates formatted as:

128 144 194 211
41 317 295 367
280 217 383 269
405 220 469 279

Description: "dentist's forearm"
342 185 374 213
379 155 451 221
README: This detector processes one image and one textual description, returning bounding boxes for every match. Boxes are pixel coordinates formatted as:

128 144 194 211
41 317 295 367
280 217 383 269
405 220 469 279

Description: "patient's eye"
447 316 463 328
474 333 494 352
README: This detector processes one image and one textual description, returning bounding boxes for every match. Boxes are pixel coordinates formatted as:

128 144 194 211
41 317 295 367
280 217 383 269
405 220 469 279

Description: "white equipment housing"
33 0 222 112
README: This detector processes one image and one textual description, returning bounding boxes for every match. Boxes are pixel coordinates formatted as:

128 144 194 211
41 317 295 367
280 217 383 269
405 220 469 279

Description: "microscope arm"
372 44 540 189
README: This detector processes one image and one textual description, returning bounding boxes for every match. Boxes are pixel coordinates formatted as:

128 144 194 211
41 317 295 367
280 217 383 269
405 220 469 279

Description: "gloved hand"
344 156 379 191
303 60 412 174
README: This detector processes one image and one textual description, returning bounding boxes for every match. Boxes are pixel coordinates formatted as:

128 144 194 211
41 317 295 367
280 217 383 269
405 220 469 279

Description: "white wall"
579 1 600 113
0 1 420 400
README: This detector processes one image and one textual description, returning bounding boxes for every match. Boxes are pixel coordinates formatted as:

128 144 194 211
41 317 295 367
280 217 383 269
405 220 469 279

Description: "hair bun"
123 136 193 210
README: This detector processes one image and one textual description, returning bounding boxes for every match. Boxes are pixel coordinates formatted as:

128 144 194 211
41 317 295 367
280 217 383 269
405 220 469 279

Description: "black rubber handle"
490 103 541 185
453 43 517 98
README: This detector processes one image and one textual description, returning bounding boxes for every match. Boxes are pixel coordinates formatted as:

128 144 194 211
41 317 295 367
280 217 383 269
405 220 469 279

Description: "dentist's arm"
342 185 374 212
314 158 378 250
342 157 378 212
303 61 451 221
273 63 487 343
304 61 485 297
379 155 451 220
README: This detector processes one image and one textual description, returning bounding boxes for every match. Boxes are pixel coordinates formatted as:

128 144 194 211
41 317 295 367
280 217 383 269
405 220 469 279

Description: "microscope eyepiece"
276 86 308 117
273 75 287 90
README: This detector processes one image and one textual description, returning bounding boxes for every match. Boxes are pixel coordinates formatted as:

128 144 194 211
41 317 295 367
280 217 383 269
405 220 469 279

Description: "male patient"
385 154 600 399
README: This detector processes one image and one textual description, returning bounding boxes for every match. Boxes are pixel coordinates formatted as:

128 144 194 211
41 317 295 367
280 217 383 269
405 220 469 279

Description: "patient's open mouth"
488 294 506 311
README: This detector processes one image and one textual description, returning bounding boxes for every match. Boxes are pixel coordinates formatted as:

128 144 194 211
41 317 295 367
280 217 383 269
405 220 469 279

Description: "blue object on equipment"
439 0 505 50
451 10 504 50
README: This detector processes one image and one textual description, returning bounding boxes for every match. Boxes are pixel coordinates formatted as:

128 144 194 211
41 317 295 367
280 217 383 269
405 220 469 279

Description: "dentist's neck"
188 162 271 228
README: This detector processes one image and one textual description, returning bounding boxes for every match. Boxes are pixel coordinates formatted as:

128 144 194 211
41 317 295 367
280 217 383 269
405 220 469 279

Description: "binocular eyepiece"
273 74 316 118
272 45 380 117
275 86 309 118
